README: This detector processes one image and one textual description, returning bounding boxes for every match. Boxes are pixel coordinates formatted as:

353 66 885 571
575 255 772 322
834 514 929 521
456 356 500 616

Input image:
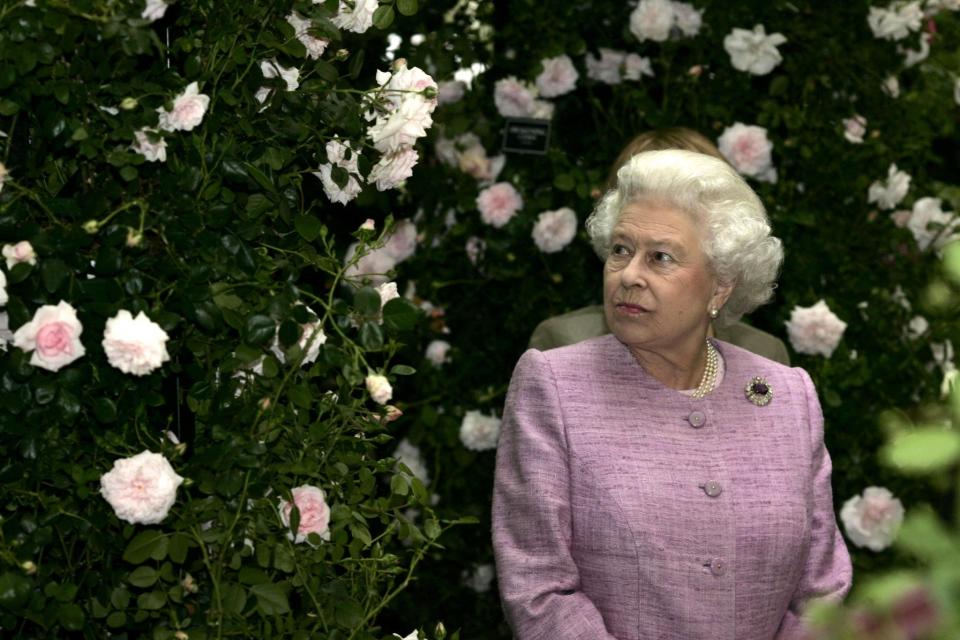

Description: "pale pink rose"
3 240 37 270
141 0 168 21
425 339 451 366
157 82 210 132
434 135 459 167
477 182 523 228
100 451 184 525
286 12 329 59
890 209 912 228
376 281 400 308
840 486 904 551
438 80 466 105
384 219 418 261
671 1 703 36
131 128 167 162
842 115 867 144
360 218 376 231
462 563 495 593
623 54 655 81
868 163 911 210
270 305 325 366
366 373 393 405
630 0 675 42
313 138 363 205
868 2 923 41
457 141 506 183
374 63 438 113
332 0 379 33
367 98 434 153
260 59 300 91
532 207 578 253
882 75 901 97
723 25 787 76
784 299 847 357
904 197 960 250
535 55 579 98
102 310 170 376
279 485 331 543
459 410 501 451
494 77 537 117
394 438 429 485
13 300 85 372
465 236 485 265
585 48 626 85
0 271 7 307
368 148 418 191
344 242 396 286
717 123 777 183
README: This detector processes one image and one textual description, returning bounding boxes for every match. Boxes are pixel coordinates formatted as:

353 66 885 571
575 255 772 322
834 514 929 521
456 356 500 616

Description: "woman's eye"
652 251 674 264
611 244 630 256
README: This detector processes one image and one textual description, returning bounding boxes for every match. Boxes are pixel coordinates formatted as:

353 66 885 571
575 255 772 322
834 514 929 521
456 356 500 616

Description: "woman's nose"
621 255 648 288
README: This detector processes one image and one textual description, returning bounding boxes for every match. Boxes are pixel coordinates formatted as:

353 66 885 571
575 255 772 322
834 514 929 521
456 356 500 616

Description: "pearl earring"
709 308 719 319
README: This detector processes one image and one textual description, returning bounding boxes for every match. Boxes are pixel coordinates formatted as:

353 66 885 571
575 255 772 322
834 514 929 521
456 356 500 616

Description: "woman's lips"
615 303 649 315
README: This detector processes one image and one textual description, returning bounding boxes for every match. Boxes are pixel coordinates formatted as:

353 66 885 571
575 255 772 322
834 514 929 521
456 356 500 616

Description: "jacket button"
703 481 723 497
687 411 706 428
709 557 726 577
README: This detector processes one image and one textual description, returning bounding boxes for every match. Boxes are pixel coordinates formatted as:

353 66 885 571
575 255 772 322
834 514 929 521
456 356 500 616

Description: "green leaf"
91 398 118 423
71 127 89 141
882 428 960 474
895 505 959 562
57 603 85 630
243 162 275 192
120 166 138 181
372 5 394 29
295 215 323 242
390 364 416 376
390 473 409 496
333 598 363 627
128 567 159 588
250 583 290 615
0 572 32 608
8 262 33 284
168 533 191 564
123 531 168 564
0 99 20 115
944 241 960 284
106 611 127 628
137 590 166 610
424 518 441 540
553 174 575 191
397 0 418 15
221 582 247 615
382 298 420 332
360 322 384 350
243 315 276 346
41 259 70 293
353 287 382 316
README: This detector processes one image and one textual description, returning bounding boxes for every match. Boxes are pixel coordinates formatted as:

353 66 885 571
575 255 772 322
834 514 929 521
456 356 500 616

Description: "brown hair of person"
604 127 728 190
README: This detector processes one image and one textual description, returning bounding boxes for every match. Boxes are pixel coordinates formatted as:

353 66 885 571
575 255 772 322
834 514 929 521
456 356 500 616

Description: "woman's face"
603 199 731 355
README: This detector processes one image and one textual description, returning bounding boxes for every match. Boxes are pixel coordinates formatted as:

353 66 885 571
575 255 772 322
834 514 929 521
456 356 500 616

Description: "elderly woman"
492 150 851 640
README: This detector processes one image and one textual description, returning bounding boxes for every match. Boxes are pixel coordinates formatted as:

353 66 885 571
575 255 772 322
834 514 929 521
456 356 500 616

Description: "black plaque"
502 117 551 155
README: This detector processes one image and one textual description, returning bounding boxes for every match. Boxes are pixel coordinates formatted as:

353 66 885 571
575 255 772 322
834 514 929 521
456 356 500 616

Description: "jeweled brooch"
745 376 773 406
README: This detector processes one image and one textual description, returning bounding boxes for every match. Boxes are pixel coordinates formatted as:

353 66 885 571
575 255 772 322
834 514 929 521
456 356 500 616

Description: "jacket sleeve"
492 349 618 640
777 368 853 638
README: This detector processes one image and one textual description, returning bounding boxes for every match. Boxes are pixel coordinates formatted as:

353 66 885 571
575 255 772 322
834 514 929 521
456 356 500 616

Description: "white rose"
899 32 931 66
585 48 625 85
629 0 675 42
100 451 184 525
671 1 703 37
286 12 329 60
3 240 37 270
459 410 502 451
376 281 400 308
535 55 579 98
313 138 363 205
931 340 955 373
375 63 438 111
270 305 326 366
723 24 787 76
0 161 7 193
462 563 495 593
384 219 418 262
840 486 905 551
438 80 466 105
905 197 959 250
867 2 923 41
532 207 578 253
141 0 168 21
366 373 393 405
867 163 911 210
344 242 396 286
842 115 867 144
368 148 418 191
529 99 554 120
623 54 655 81
367 97 434 153
906 315 929 339
425 339 451 366
0 270 7 307
13 300 86 372
394 438 429 485
332 0 379 33
784 299 847 358
494 76 537 117
717 123 777 183
882 75 901 97
131 128 167 162
102 310 171 376
260 59 300 91
465 236 485 265
157 81 210 132
393 632 419 640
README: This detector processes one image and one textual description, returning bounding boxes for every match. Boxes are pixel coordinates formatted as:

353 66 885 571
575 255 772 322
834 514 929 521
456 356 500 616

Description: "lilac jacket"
492 335 852 640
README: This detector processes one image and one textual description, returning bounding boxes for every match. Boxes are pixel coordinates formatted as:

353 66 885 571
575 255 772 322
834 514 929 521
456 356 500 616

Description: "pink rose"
344 242 397 286
494 77 536 117
279 485 331 543
784 299 847 358
367 98 434 153
365 373 393 405
368 148 419 191
843 114 867 144
3 240 37 270
535 55 579 98
102 310 170 376
131 128 167 163
532 207 578 253
425 339 451 366
476 182 523 228
840 486 904 551
100 451 184 525
13 300 85 372
629 0 674 42
384 219 418 262
623 54 654 81
585 48 626 85
157 82 210 132
717 122 777 183
438 80 466 105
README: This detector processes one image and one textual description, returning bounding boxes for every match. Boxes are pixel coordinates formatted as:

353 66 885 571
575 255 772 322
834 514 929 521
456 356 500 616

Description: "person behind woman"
528 127 790 365
493 149 851 639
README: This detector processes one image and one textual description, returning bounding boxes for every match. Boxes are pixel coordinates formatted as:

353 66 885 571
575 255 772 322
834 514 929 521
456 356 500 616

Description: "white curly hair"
585 149 783 326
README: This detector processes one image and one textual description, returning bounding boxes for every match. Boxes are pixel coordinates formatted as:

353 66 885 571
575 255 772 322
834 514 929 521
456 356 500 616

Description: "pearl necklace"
691 339 719 399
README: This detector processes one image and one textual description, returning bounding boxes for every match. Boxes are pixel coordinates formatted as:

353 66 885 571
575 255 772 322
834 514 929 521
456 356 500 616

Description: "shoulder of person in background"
528 304 791 366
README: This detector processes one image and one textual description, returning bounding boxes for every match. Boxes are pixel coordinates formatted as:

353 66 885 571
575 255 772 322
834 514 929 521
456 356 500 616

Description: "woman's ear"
710 281 734 314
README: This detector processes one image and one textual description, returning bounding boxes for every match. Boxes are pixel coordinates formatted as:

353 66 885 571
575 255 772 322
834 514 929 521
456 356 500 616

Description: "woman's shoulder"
531 334 624 369
715 339 815 399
